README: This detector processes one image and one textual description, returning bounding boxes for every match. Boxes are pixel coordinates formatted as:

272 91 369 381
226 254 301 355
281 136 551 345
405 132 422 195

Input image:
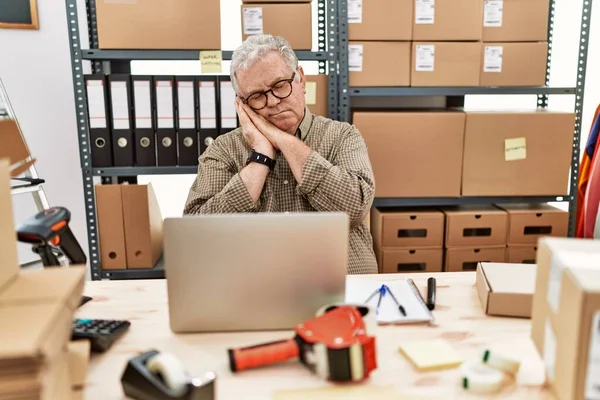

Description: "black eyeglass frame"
239 71 297 111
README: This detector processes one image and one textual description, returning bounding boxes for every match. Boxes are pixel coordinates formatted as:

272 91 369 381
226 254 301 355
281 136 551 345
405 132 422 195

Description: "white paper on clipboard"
345 279 434 325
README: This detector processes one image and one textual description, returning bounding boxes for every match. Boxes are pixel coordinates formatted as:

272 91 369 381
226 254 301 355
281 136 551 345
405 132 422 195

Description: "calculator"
72 318 131 353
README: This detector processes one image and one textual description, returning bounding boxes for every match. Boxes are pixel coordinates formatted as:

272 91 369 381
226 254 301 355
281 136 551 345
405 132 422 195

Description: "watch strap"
247 150 276 170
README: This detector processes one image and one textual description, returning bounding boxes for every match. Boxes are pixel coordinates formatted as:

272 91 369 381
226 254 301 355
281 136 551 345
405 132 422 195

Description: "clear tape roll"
146 352 189 396
482 349 521 375
460 361 505 394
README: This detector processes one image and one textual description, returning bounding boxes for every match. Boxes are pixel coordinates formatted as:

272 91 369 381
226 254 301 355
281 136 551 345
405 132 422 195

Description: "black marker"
426 277 436 311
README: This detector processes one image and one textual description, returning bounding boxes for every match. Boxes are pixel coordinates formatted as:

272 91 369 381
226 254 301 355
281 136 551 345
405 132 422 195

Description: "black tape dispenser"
121 350 216 400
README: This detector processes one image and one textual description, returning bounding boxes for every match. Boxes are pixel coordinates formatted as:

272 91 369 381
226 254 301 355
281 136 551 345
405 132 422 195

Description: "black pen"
383 284 407 316
427 277 436 311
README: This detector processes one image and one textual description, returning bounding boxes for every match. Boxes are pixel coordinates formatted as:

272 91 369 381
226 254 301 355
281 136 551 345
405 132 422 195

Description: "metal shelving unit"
337 0 594 238
66 0 340 280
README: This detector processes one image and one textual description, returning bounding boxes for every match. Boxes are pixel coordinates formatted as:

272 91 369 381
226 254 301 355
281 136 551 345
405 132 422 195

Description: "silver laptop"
163 212 348 333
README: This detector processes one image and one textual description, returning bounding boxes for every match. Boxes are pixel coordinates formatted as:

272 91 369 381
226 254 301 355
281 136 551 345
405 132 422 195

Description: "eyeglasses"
241 72 296 111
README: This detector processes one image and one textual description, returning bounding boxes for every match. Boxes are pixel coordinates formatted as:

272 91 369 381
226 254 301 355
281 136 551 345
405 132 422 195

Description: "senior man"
183 34 377 274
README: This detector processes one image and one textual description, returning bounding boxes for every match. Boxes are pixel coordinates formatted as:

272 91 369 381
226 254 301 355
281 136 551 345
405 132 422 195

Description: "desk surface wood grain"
78 272 553 400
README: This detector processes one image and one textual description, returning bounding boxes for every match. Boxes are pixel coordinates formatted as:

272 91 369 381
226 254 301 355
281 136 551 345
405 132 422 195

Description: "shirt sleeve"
183 138 259 215
296 124 375 227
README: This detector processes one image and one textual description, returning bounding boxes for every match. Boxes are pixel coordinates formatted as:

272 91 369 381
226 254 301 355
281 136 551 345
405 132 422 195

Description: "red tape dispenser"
227 305 377 382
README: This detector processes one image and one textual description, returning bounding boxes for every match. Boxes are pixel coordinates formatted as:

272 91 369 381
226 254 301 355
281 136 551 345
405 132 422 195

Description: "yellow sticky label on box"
305 81 317 105
505 137 527 161
399 339 463 372
199 51 222 74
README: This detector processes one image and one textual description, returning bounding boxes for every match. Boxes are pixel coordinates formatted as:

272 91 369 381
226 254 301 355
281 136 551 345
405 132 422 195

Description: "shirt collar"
296 106 314 141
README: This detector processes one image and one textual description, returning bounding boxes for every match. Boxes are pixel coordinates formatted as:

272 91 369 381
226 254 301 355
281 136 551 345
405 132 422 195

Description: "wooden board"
0 0 38 30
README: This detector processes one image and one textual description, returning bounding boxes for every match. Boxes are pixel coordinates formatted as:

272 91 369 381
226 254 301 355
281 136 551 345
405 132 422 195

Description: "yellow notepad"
399 339 463 372
274 385 421 400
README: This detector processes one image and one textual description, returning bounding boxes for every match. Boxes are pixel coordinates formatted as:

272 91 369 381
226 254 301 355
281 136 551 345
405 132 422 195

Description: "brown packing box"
531 238 600 354
241 4 312 50
480 42 548 87
377 248 443 274
353 111 465 197
411 42 482 87
96 184 127 270
497 203 569 245
462 111 575 196
445 246 507 272
0 119 36 178
121 183 164 269
371 208 444 249
67 341 90 390
305 74 328 118
482 0 550 42
349 41 411 87
476 262 536 318
443 205 508 247
413 0 483 40
507 245 538 264
96 0 221 50
348 0 413 40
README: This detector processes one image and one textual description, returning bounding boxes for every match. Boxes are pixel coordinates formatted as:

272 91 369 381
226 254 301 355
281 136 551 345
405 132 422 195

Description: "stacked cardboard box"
242 0 312 50
497 203 569 263
305 74 328 117
96 183 164 270
371 208 444 274
442 205 508 271
532 238 600 400
95 0 221 49
0 160 86 400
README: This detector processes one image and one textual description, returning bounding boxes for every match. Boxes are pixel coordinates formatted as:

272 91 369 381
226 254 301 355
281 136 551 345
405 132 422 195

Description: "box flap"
0 268 86 311
482 262 537 294
0 120 34 178
67 341 90 388
0 160 18 290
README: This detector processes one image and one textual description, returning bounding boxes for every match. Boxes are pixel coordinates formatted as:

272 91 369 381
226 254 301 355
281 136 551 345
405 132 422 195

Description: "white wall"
0 2 88 265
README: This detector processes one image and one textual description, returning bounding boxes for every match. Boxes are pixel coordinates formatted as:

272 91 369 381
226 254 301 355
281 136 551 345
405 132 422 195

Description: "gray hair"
230 34 299 93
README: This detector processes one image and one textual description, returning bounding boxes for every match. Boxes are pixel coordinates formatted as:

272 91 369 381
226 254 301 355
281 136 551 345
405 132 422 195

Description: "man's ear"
297 65 306 92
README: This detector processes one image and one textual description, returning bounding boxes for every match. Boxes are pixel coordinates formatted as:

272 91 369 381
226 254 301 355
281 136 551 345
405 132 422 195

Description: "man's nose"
266 91 281 108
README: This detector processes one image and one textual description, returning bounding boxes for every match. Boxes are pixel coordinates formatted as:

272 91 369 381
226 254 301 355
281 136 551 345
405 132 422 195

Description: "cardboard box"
462 111 575 196
0 119 36 178
378 248 443 274
371 208 444 249
242 4 312 50
497 203 569 245
121 184 164 269
482 0 550 42
411 42 481 87
349 42 411 87
348 0 413 40
476 262 536 318
96 0 221 50
443 205 508 247
305 74 328 118
531 238 600 354
353 111 465 197
507 245 538 264
96 184 127 270
412 0 483 40
480 42 548 87
445 246 507 272
531 238 600 400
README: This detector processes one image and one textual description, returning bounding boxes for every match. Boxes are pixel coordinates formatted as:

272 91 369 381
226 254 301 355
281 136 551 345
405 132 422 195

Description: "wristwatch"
247 150 276 170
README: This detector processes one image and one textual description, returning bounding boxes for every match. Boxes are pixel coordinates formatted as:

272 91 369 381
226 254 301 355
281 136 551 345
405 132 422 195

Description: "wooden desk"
78 272 553 399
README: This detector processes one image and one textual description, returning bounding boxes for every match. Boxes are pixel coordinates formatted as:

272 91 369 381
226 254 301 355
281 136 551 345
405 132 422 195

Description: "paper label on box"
544 320 557 382
243 7 263 35
200 51 222 74
133 81 152 129
110 81 130 130
504 137 526 161
199 82 217 129
415 0 435 24
484 0 504 27
585 311 600 400
348 0 362 23
348 44 363 72
305 82 317 105
484 46 503 73
415 45 435 72
86 80 107 129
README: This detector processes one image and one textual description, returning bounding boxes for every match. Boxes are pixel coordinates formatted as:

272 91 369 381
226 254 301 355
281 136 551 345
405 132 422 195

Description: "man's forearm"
239 161 270 203
277 134 312 183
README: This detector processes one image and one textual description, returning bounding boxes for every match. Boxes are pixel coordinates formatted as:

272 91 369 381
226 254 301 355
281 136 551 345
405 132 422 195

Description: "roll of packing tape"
481 349 521 375
460 361 505 394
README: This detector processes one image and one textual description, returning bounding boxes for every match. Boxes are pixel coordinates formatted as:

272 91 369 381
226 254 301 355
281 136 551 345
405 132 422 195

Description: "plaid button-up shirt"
183 109 378 274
